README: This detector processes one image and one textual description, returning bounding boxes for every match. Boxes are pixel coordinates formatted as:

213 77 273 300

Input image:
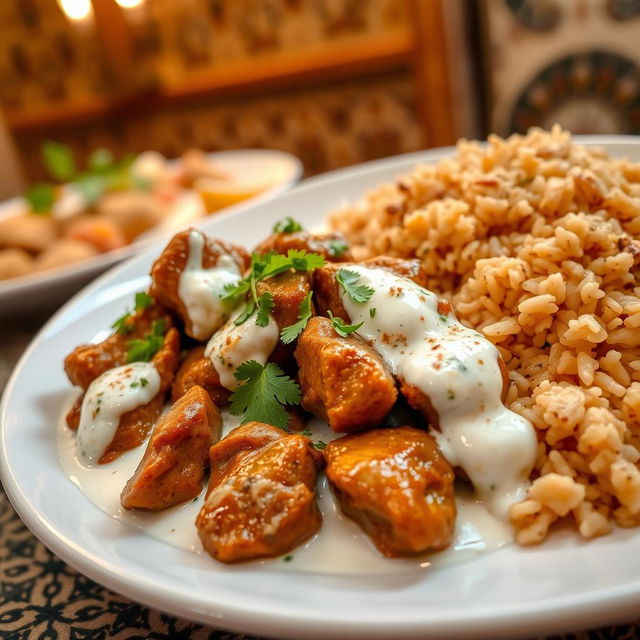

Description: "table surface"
1 310 638 640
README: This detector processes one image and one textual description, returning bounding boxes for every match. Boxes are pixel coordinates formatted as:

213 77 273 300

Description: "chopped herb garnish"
24 183 55 214
229 360 302 430
328 310 363 338
300 428 313 437
273 217 303 233
126 318 166 363
328 240 349 258
369 307 376 318
227 250 325 327
313 441 327 450
283 554 294 562
111 291 155 334
438 313 448 323
130 381 140 388
446 357 467 372
140 377 149 387
280 291 313 344
256 291 275 328
447 389 455 400
336 269 374 304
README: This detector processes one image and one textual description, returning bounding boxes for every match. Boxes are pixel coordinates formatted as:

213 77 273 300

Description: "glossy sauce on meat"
339 265 537 517
76 362 160 465
178 229 243 340
205 308 279 390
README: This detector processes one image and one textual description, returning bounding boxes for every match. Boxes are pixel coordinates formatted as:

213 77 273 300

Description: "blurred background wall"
0 0 639 187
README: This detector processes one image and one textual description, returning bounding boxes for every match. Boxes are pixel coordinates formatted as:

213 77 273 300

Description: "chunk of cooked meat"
149 229 250 339
399 355 510 430
121 386 222 511
324 426 456 557
313 257 428 321
254 230 352 262
256 270 313 366
64 303 173 390
171 346 230 406
196 422 323 563
69 328 180 464
100 327 180 463
295 316 397 433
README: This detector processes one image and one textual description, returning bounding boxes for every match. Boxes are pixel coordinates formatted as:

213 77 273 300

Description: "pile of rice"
329 125 640 545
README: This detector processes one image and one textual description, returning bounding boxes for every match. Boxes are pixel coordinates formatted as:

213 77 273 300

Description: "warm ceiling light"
57 0 92 21
115 0 145 7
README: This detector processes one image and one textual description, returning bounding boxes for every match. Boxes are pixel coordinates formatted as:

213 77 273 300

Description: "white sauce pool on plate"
205 309 279 390
59 405 512 575
339 265 537 518
178 229 242 341
76 362 160 466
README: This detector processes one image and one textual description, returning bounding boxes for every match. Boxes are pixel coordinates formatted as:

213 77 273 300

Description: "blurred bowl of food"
0 144 302 314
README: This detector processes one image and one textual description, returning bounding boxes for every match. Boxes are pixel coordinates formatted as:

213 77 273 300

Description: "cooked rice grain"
329 126 640 544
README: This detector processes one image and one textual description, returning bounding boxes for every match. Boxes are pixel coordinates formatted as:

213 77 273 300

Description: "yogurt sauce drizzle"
76 362 160 466
178 229 242 341
206 308 279 390
339 265 537 518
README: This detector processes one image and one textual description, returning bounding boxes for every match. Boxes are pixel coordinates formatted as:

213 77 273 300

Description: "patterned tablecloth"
0 311 638 640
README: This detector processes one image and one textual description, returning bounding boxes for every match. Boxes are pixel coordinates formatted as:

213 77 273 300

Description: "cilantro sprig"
327 310 363 338
111 291 154 335
328 240 349 258
336 269 374 303
229 360 301 430
272 217 303 233
126 318 166 363
280 291 313 344
223 250 325 328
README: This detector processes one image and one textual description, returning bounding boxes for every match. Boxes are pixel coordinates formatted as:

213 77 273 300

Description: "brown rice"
329 125 640 545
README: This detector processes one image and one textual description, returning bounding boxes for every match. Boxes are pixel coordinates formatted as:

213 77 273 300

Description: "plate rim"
3 135 640 639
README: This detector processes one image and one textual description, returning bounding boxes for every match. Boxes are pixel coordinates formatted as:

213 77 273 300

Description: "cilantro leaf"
229 360 301 429
313 441 327 450
280 291 313 344
286 249 325 272
24 183 55 214
126 318 166 363
222 278 250 303
260 252 294 279
336 268 374 303
42 141 76 181
234 299 256 326
327 310 363 338
135 291 154 310
328 240 349 258
273 217 303 233
256 291 275 327
111 311 133 335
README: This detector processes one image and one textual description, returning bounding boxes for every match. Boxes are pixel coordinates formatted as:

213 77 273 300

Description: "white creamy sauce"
340 265 537 518
59 404 512 575
205 308 280 390
76 362 160 466
178 229 242 341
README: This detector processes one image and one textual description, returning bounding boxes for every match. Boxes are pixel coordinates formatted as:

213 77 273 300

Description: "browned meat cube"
325 426 456 556
313 257 428 321
121 386 222 511
68 328 181 465
256 270 313 366
399 354 510 430
254 230 352 262
294 316 397 433
64 303 174 391
196 422 323 563
149 229 250 340
171 346 230 406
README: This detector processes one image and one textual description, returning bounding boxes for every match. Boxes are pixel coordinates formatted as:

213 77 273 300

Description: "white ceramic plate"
2 136 640 640
0 149 302 315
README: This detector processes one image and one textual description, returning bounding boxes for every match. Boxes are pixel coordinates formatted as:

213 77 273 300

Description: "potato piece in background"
0 214 57 253
64 214 127 253
0 248 34 280
98 192 166 242
36 238 97 271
